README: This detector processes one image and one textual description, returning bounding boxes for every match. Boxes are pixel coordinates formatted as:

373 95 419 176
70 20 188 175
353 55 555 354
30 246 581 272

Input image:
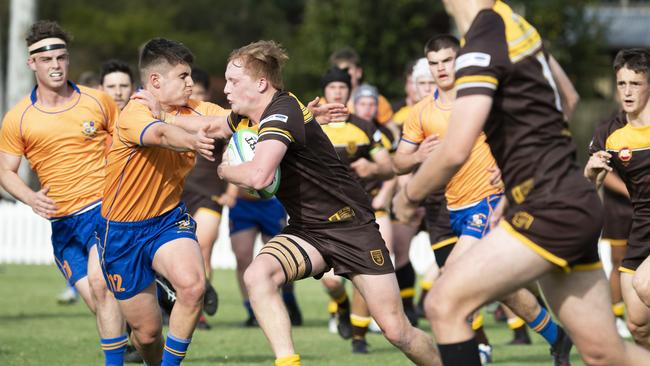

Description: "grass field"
0 264 587 365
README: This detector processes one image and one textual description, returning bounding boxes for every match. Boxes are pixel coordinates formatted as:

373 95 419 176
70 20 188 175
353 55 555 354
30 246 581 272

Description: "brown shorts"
502 184 602 272
282 221 394 277
602 189 632 245
181 189 223 218
423 190 458 267
621 239 650 273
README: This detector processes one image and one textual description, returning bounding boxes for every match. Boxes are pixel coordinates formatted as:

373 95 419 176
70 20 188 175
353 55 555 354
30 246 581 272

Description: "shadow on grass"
0 311 89 322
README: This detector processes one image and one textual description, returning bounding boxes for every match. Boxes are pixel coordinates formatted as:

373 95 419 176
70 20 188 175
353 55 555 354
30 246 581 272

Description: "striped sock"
527 307 558 345
612 302 625 318
275 354 301 366
351 314 371 339
100 334 128 366
162 333 191 366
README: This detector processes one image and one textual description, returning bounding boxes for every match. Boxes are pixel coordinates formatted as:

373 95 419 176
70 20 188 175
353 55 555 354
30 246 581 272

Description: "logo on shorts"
346 141 358 157
176 215 196 231
82 120 97 138
511 211 534 230
470 213 487 229
370 250 385 266
618 147 632 164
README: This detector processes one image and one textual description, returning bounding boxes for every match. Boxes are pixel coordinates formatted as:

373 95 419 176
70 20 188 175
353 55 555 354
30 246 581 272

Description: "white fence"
0 201 438 273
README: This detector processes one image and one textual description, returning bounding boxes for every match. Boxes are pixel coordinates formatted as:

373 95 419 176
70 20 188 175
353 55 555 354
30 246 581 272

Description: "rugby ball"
226 128 281 199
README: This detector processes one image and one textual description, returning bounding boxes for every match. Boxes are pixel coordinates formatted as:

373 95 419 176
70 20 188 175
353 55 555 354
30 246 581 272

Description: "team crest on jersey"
618 147 632 164
346 141 358 156
370 250 384 266
82 121 97 137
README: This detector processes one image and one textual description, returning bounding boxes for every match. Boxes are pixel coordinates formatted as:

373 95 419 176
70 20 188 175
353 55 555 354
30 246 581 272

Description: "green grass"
0 264 586 365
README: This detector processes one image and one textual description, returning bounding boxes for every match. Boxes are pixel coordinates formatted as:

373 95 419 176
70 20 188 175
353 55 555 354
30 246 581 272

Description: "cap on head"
321 66 351 90
412 58 433 83
352 83 379 104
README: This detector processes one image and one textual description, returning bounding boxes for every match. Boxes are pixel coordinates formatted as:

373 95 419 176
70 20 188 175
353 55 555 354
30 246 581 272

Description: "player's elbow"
249 169 275 190
445 147 469 170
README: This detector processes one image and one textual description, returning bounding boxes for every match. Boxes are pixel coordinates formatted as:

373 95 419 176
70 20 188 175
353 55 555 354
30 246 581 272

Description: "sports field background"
0 265 589 365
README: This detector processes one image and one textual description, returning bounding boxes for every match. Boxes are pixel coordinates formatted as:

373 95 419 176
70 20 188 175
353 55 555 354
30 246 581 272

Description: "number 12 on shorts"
107 273 125 292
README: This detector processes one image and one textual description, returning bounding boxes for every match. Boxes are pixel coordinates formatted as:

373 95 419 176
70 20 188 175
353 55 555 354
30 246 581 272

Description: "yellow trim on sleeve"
500 220 569 271
604 239 628 246
259 127 295 142
455 75 499 87
619 266 636 274
431 237 458 251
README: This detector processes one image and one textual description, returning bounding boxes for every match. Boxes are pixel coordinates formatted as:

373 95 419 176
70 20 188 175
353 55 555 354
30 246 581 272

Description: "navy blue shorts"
449 194 503 239
98 203 197 300
51 201 102 286
229 198 286 237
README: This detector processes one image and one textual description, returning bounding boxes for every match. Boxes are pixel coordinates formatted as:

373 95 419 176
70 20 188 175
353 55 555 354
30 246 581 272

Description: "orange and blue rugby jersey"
102 99 228 222
0 82 118 217
401 90 501 209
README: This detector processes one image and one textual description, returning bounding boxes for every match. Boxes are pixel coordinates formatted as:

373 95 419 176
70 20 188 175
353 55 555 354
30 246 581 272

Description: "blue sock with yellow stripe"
162 333 191 365
527 307 558 345
100 334 128 366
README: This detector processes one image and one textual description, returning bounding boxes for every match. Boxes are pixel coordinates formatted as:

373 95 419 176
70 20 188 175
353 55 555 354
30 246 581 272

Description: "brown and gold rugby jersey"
227 91 375 228
455 1 588 206
320 114 385 197
591 112 650 252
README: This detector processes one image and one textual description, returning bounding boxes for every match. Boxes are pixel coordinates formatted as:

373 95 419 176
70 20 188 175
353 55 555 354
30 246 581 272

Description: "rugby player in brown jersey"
319 66 395 354
587 48 650 348
217 41 440 366
393 1 650 365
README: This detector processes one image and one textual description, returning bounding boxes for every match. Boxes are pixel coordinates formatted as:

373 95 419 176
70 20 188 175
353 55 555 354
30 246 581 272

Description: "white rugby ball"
226 128 281 199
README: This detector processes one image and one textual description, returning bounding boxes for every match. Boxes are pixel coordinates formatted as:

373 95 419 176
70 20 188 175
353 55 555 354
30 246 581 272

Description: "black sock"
438 338 482 366
396 262 416 307
474 326 490 346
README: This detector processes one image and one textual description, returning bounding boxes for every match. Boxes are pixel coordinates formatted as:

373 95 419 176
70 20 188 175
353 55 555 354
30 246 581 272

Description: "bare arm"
603 172 629 198
0 152 57 218
549 55 580 121
392 134 440 175
141 123 216 161
350 149 394 181
218 139 287 190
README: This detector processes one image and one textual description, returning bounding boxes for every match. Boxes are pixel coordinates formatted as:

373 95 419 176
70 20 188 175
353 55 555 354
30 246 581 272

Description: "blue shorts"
449 194 503 239
98 203 197 300
229 198 286 237
51 201 102 286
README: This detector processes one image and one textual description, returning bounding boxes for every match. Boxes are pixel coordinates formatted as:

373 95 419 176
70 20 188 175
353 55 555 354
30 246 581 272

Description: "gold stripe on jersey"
493 1 542 63
619 266 636 274
455 75 499 90
259 127 294 142
288 92 314 123
431 237 458 251
572 262 603 271
322 122 371 147
605 123 650 152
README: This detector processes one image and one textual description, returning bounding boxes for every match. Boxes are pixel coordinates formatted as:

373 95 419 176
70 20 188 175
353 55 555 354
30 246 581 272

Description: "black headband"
29 43 66 55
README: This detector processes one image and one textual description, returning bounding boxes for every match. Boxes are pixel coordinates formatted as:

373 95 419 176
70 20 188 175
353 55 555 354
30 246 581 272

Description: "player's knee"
579 345 619 366
380 316 411 348
627 318 650 344
87 271 110 300
632 275 650 306
132 327 161 348
174 272 206 305
243 263 279 294
426 286 456 323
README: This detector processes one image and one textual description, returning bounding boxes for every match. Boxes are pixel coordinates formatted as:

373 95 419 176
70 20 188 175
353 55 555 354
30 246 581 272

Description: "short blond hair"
228 40 288 90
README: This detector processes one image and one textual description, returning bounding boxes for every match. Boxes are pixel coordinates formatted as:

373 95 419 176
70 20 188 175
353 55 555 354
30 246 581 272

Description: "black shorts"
423 191 458 268
602 189 632 245
181 189 223 218
502 177 602 272
282 221 394 277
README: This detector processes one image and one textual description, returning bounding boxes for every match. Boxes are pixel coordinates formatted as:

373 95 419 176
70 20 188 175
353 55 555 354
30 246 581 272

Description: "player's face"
158 62 193 106
616 67 650 115
414 76 436 101
28 48 69 91
224 59 260 116
405 74 416 102
191 83 208 102
324 82 350 104
101 71 133 109
427 48 456 90
354 96 378 121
